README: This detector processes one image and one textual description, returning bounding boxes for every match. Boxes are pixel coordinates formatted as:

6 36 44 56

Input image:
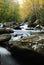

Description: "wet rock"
5 22 21 30
9 43 44 65
34 19 40 25
0 34 11 47
0 34 11 43
6 34 44 65
9 34 44 55
13 26 21 30
0 28 14 34
34 25 43 30
26 27 34 30
3 24 7 28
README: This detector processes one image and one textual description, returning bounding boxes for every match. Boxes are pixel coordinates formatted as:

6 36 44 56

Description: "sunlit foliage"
0 0 21 22
0 0 44 24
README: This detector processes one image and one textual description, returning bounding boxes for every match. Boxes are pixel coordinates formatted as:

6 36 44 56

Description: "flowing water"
0 23 44 65
0 47 20 65
0 23 3 28
10 23 43 41
10 29 42 41
0 23 43 41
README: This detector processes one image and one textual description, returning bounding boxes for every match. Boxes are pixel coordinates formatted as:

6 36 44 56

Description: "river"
10 29 43 41
10 22 44 41
0 23 44 41
0 23 44 65
0 46 21 65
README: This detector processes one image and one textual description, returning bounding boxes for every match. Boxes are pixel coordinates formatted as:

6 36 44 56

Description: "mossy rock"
0 34 11 42
9 34 44 55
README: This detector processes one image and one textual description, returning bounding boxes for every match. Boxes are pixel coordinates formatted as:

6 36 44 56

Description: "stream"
10 22 44 41
0 46 20 65
0 23 44 65
0 23 44 41
10 29 43 41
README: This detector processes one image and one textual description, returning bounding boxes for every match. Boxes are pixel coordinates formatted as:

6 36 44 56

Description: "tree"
0 0 9 22
0 0 21 22
8 2 20 22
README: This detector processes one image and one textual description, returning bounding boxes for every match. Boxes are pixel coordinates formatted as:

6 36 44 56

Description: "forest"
0 0 44 25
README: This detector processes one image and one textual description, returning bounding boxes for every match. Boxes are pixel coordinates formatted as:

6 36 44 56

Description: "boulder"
13 26 21 30
34 25 43 30
0 28 14 34
9 42 44 65
9 34 44 55
0 34 11 42
7 34 44 65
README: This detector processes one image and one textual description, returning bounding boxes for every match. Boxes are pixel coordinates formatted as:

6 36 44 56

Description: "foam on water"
20 23 28 29
0 47 11 55
11 36 21 41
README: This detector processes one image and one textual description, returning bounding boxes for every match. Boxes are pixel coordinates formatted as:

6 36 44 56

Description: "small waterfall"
0 47 11 55
20 23 28 30
0 47 20 65
0 23 3 28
